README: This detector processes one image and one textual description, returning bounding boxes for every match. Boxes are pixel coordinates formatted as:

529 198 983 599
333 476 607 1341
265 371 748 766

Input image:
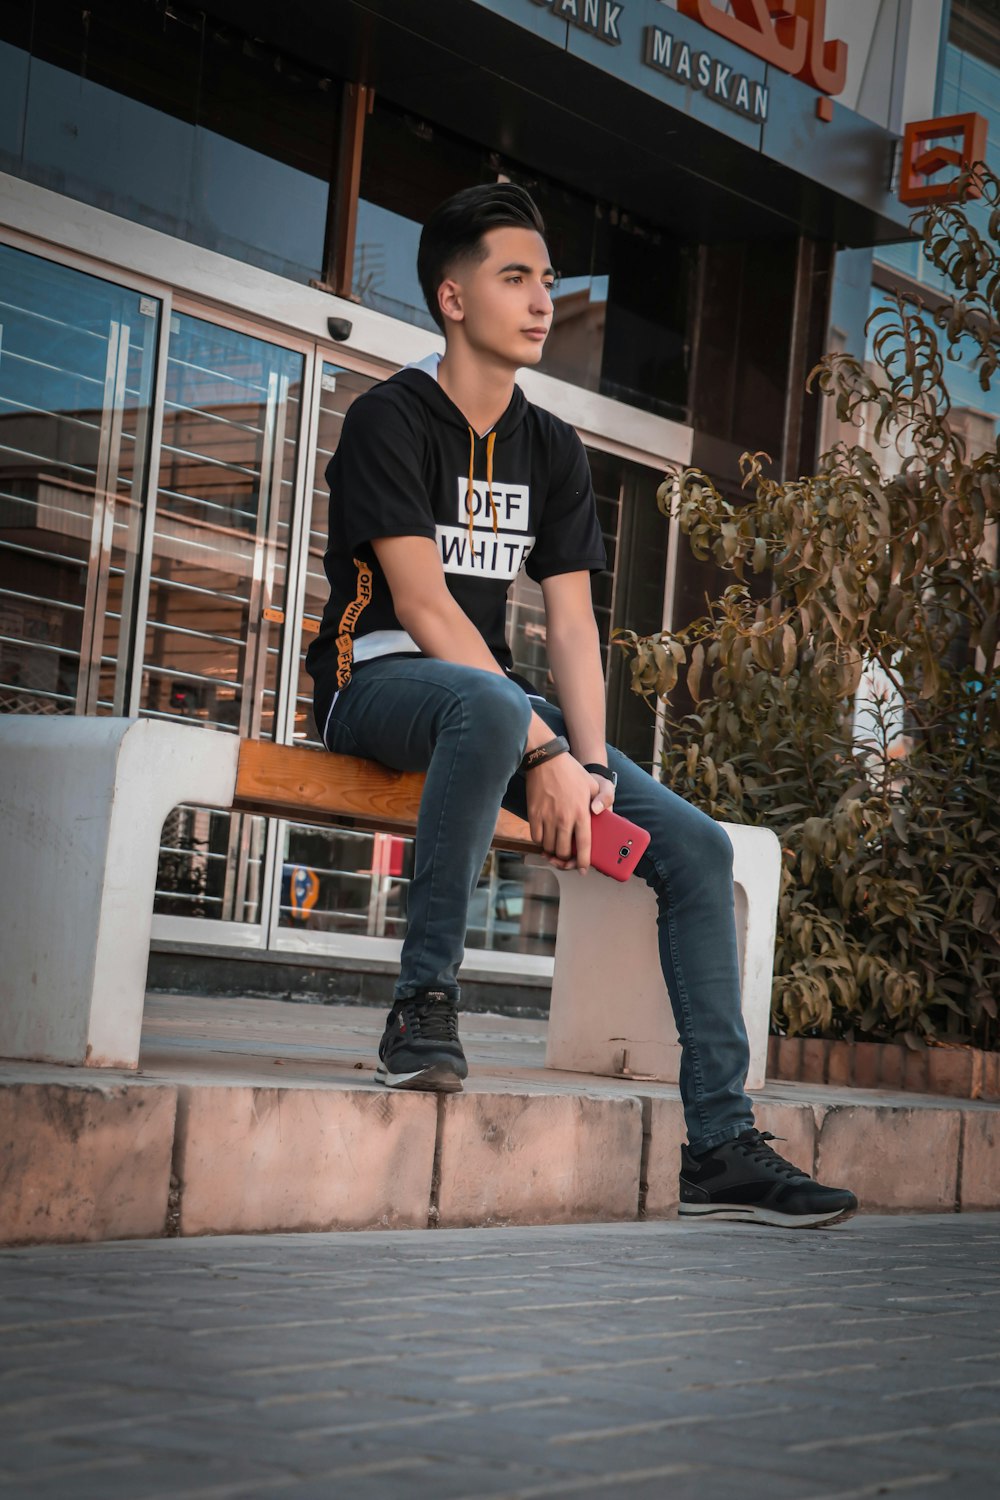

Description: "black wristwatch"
584 762 618 787
519 735 570 774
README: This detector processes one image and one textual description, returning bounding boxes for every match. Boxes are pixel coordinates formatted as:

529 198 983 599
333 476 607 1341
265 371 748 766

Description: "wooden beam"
316 82 373 299
233 740 537 854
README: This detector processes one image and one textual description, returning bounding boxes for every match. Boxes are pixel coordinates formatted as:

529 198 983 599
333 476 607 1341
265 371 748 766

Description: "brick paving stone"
4 1217 1000 1497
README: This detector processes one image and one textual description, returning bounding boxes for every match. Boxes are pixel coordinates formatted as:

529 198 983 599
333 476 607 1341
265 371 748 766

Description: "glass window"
505 443 620 697
354 103 690 420
147 313 305 925
948 1 1000 67
293 363 375 749
3 0 337 284
281 358 427 943
601 218 691 421
504 171 610 396
0 242 159 718
353 99 494 329
0 0 31 170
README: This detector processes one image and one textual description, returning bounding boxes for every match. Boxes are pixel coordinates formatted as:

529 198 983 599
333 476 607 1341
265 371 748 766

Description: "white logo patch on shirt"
437 478 534 579
456 479 531 532
437 527 535 579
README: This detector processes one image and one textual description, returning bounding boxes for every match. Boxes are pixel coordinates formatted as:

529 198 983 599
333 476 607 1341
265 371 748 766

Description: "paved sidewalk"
1 1214 999 1499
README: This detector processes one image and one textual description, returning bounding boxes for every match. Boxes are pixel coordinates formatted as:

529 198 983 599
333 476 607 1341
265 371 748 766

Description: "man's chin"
472 337 546 371
515 339 547 368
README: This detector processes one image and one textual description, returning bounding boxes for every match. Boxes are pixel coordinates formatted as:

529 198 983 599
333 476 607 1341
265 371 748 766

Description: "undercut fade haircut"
417 183 546 332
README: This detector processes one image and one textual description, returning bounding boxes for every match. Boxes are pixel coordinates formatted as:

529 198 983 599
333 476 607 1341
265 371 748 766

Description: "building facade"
826 0 1000 460
0 0 951 998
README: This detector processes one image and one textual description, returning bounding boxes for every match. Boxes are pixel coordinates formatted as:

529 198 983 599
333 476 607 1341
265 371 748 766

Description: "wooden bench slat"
233 740 537 853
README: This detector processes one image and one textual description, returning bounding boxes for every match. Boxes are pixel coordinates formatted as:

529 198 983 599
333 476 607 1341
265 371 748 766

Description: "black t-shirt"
306 366 607 702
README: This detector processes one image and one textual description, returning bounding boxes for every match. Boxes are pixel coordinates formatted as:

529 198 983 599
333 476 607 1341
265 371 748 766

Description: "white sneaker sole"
678 1202 857 1229
374 1061 465 1093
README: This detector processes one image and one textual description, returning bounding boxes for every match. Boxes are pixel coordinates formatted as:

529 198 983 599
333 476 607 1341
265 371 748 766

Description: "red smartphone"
574 807 651 881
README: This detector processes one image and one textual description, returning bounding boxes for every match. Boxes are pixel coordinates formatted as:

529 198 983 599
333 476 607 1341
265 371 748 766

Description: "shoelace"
732 1129 805 1180
396 996 460 1044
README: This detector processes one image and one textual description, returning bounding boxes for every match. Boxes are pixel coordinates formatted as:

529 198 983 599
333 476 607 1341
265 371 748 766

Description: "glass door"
277 360 391 947
0 243 159 718
146 311 304 932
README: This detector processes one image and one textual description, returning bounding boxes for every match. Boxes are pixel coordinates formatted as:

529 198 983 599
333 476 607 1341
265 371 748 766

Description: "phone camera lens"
619 846 631 859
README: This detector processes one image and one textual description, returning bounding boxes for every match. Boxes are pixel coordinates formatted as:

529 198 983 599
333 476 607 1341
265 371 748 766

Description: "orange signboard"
898 113 989 206
677 0 847 96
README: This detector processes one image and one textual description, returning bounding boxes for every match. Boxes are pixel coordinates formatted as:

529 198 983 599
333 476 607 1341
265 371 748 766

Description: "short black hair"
417 183 547 332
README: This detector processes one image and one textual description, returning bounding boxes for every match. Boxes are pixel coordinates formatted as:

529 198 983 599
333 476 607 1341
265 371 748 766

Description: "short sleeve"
524 427 607 583
330 394 438 556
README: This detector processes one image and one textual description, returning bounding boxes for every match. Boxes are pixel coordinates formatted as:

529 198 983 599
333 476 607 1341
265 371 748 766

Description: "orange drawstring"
466 427 500 546
485 430 498 535
466 427 476 545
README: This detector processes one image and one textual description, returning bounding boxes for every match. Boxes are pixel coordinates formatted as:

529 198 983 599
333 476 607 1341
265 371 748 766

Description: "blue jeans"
317 657 756 1152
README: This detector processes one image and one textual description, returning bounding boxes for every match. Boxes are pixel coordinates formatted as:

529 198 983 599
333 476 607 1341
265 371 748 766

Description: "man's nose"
531 282 553 317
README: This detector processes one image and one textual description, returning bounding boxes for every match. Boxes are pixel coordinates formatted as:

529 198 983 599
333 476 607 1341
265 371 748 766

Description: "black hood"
389 367 530 440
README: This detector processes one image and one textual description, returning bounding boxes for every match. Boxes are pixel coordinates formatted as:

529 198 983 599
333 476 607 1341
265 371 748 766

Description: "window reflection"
353 200 436 332
353 98 493 329
1 0 336 284
544 274 609 392
0 242 157 717
148 313 304 925
353 102 689 419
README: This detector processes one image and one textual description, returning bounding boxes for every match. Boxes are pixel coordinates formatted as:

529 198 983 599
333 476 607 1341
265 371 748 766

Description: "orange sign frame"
898 113 989 206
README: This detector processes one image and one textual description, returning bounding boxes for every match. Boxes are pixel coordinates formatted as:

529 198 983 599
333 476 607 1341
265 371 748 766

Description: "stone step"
2 995 998 1246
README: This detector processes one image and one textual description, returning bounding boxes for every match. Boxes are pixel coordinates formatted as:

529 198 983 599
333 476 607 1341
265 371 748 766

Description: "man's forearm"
401 595 505 678
545 618 608 765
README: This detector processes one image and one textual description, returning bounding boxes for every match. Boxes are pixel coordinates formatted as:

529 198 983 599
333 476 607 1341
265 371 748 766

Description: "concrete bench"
0 716 779 1088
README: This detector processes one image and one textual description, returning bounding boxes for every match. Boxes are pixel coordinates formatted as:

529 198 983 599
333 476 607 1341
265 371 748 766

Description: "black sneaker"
678 1128 858 1229
374 990 468 1093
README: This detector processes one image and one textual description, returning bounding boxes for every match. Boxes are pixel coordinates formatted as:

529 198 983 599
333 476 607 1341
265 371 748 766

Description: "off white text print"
456 478 531 531
437 477 535 579
437 527 535 578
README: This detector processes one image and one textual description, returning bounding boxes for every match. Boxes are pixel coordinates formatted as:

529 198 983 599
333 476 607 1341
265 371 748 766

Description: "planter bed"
768 1035 1000 1099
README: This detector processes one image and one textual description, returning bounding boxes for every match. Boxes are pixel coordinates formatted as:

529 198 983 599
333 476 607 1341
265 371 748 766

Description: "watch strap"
584 762 618 787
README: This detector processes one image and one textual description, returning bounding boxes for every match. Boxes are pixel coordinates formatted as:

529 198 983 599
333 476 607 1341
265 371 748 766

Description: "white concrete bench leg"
544 824 781 1092
0 718 239 1070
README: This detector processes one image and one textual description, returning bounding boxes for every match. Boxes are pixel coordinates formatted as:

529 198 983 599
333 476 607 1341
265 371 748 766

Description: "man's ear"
438 278 465 325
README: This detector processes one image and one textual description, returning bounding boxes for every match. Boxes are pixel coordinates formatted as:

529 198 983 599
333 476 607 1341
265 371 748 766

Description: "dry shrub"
619 167 1000 1048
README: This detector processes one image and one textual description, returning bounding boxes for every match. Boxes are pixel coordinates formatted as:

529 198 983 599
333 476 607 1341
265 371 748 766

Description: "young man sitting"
308 183 857 1230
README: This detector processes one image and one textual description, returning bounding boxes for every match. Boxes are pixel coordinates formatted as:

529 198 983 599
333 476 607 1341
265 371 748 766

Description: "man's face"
439 226 555 367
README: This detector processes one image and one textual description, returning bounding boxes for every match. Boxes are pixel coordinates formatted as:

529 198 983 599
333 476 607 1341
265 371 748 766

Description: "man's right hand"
526 754 600 873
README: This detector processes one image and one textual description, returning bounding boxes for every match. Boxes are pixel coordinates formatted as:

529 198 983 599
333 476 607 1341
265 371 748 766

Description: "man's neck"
437 344 516 438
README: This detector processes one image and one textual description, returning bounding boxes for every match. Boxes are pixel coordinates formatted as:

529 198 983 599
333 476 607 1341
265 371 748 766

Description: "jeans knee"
646 801 733 886
695 815 734 877
458 674 532 755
